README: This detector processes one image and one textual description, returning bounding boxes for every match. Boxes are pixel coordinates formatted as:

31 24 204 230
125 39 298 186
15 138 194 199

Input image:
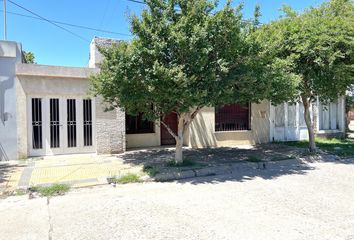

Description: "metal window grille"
215 103 251 131
83 99 93 146
50 99 60 148
67 99 77 148
32 98 43 149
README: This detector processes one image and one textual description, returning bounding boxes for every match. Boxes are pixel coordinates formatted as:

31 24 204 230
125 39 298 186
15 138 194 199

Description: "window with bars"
67 99 77 148
215 103 251 132
32 98 43 149
83 99 93 146
126 113 154 134
50 98 60 148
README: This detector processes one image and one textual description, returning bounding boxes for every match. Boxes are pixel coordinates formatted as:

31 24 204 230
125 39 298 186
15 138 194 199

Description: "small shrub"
143 165 159 177
30 184 70 197
165 159 196 167
246 155 262 162
114 173 140 184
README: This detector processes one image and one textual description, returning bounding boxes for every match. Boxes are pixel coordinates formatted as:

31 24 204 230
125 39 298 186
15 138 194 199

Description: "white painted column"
43 97 50 155
76 97 84 149
284 103 288 141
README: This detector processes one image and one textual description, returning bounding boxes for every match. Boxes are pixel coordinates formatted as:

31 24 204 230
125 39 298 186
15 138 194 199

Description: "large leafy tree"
91 0 271 163
254 0 354 152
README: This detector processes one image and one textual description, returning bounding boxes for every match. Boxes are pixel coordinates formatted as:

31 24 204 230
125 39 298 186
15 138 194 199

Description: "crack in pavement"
47 197 53 240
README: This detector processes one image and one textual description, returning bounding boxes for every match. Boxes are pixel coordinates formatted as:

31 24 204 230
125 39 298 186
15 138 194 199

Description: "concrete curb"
152 159 303 182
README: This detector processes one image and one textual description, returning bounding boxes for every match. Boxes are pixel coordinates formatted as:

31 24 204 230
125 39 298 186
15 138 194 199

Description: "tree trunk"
301 95 316 152
175 138 183 163
174 116 185 164
161 108 201 164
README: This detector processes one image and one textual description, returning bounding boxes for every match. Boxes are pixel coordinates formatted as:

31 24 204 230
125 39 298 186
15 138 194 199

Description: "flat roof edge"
16 63 99 79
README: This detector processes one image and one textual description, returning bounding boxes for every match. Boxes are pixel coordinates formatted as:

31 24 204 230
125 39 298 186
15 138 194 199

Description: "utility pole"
3 0 7 40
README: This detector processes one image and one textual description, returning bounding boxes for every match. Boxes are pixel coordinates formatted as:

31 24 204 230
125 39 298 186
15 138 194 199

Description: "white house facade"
0 38 346 161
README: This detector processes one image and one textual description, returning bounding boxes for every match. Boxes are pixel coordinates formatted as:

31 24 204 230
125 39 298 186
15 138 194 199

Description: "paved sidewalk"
1 159 353 240
17 154 143 189
0 143 338 194
0 144 310 194
0 161 26 196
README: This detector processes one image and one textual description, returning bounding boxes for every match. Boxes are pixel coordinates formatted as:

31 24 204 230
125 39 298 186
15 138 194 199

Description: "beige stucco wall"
15 64 125 157
126 121 161 148
15 76 28 159
188 101 270 148
16 74 93 157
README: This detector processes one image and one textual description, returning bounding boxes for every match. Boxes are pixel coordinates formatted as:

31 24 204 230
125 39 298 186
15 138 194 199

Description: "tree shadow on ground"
0 163 24 194
178 160 315 185
120 144 304 165
115 144 353 185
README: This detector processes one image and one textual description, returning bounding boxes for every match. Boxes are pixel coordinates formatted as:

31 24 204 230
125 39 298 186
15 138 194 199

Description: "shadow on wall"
253 111 270 144
0 143 9 161
190 114 217 148
0 76 13 125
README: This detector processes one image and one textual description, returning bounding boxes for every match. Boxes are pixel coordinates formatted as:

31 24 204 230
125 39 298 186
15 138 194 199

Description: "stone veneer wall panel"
95 98 125 154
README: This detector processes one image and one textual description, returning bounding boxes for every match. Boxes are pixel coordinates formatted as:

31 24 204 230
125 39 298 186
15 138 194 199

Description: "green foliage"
23 51 36 64
14 189 27 196
254 0 354 103
90 0 272 122
143 165 159 177
165 158 197 167
114 173 140 184
346 95 354 112
277 138 354 157
246 155 262 162
31 184 70 197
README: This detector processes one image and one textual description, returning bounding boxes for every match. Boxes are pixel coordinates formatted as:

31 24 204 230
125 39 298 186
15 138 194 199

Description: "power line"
125 0 145 4
0 9 132 36
7 0 90 42
99 0 112 31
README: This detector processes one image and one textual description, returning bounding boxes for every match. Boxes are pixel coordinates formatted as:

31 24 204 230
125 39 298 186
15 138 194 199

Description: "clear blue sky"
0 0 325 67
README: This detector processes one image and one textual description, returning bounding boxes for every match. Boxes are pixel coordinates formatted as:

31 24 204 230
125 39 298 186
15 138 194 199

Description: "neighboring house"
348 88 354 122
0 38 346 160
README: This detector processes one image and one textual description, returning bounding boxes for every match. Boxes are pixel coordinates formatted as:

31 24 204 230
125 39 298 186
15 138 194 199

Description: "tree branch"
160 120 178 140
184 106 202 128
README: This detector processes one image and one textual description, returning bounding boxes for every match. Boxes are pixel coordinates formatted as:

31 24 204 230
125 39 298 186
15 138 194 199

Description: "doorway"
161 112 177 145
28 96 95 156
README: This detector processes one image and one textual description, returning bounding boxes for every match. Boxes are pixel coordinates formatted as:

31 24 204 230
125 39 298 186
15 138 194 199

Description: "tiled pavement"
0 138 348 196
3 154 143 193
0 144 302 194
0 161 26 196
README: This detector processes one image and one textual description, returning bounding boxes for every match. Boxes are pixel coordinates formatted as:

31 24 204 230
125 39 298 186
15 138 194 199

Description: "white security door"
270 102 309 142
272 103 286 141
28 97 95 156
286 103 298 141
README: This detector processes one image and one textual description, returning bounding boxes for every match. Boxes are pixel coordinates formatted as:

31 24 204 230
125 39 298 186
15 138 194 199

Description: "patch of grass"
143 165 159 177
246 155 263 162
14 189 27 196
30 184 70 197
113 173 140 184
277 138 354 157
165 158 197 167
